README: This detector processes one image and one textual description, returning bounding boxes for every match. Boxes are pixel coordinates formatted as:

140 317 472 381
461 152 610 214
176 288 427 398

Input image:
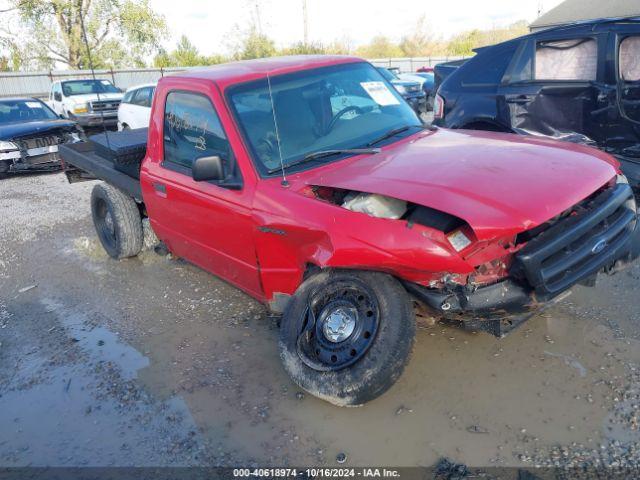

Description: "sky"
151 0 566 55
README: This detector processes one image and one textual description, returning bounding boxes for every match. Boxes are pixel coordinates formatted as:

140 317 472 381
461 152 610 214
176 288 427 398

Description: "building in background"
530 0 640 31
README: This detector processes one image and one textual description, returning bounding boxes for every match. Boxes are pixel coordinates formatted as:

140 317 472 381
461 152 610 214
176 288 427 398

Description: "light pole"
302 0 308 45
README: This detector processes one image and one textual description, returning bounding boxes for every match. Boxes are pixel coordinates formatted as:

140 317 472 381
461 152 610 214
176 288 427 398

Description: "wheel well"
461 120 511 133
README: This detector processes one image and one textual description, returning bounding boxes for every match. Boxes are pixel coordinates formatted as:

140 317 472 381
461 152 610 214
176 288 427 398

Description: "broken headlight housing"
0 140 20 161
447 228 473 252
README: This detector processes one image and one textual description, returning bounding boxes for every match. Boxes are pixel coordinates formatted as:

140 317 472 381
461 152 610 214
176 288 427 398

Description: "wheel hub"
321 305 357 343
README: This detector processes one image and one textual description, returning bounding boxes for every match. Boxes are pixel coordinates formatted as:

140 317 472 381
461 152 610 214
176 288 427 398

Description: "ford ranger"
59 55 639 407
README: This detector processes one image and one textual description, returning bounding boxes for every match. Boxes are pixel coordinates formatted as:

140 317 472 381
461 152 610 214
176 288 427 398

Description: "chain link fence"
0 57 468 98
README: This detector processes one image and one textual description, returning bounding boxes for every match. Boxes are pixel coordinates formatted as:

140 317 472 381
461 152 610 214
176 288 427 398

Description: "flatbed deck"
59 142 142 201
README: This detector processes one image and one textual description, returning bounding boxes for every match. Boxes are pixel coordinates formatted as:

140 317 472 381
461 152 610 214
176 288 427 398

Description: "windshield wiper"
267 148 381 174
366 125 424 147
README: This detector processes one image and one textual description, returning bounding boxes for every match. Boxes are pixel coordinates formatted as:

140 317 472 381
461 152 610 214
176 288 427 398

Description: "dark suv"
433 17 640 190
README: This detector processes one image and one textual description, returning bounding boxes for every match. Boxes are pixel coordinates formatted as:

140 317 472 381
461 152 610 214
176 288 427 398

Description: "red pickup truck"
60 55 639 406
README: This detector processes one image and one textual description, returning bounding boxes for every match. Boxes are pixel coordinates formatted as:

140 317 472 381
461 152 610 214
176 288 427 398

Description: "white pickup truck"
48 79 123 128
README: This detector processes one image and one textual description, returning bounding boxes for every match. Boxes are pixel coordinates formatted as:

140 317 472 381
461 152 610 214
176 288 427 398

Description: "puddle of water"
41 298 149 380
543 351 588 377
1 298 199 466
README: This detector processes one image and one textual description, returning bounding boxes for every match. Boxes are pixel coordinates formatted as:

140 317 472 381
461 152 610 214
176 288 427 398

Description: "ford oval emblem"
591 239 607 255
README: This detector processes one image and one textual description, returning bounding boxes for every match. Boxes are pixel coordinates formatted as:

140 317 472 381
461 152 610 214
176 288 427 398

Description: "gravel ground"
2 172 640 474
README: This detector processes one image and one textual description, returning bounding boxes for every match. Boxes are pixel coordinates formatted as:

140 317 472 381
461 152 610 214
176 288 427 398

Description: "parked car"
433 17 640 190
413 72 436 110
417 66 434 73
48 79 123 129
60 55 638 407
376 67 426 114
118 83 156 131
0 97 83 178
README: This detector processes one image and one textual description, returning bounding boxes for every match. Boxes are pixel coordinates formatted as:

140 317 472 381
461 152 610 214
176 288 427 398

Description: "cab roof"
166 55 365 89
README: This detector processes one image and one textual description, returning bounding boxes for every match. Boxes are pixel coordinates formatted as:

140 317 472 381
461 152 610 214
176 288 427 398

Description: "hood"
0 119 78 140
297 128 618 240
391 79 419 88
66 92 123 104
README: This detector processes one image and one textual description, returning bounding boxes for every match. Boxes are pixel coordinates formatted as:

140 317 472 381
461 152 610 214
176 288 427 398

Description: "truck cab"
49 79 123 129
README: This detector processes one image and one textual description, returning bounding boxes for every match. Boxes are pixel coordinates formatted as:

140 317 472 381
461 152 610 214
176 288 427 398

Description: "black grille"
512 183 637 298
15 134 62 150
90 100 120 112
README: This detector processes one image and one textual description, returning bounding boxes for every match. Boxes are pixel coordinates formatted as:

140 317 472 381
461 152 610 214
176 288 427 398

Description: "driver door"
141 88 262 298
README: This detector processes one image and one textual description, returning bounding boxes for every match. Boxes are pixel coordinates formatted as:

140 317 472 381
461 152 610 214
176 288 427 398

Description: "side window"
506 41 533 83
122 89 135 104
535 38 597 81
620 36 640 82
131 87 153 107
462 46 516 86
163 91 230 170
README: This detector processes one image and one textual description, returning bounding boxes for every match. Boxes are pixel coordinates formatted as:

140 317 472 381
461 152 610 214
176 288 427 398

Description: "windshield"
61 80 120 96
376 67 397 81
228 62 420 175
0 99 58 124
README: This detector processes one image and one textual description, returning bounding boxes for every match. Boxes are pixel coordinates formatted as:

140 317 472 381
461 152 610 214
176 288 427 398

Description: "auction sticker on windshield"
360 81 400 106
25 102 43 108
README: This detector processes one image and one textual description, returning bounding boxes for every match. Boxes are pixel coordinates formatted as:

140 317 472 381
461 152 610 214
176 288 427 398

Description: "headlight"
70 132 82 143
0 140 18 151
394 85 407 95
617 174 629 185
447 229 472 252
72 103 88 114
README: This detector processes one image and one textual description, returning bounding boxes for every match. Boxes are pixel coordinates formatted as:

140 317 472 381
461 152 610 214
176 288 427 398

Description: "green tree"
237 27 276 60
279 41 326 56
355 35 403 59
399 15 443 57
154 36 225 67
8 0 167 69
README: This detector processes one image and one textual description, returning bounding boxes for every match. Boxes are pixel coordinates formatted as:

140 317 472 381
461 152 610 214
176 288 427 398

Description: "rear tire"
90 182 143 259
279 269 415 406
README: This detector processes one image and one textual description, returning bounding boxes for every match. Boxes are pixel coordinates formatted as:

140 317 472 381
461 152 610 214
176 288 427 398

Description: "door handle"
153 182 167 197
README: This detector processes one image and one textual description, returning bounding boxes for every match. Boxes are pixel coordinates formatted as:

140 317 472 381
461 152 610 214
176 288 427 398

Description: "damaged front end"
407 178 639 336
0 126 83 175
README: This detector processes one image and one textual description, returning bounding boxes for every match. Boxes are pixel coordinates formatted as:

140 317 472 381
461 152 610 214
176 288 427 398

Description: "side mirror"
54 92 62 101
192 155 224 182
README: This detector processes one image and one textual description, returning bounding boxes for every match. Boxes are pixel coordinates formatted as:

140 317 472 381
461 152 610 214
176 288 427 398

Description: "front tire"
279 269 415 406
90 183 143 259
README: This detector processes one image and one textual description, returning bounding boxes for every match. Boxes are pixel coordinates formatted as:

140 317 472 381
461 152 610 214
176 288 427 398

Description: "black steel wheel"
279 269 415 406
296 277 380 371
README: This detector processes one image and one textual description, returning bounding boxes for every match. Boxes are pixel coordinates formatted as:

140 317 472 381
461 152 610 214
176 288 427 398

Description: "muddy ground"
2 172 640 470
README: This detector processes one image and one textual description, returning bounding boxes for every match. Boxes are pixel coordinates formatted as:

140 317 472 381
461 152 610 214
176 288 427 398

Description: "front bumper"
70 111 118 127
404 93 427 113
406 183 639 336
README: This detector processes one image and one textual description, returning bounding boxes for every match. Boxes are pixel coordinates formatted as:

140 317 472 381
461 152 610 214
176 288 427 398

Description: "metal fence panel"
0 58 467 98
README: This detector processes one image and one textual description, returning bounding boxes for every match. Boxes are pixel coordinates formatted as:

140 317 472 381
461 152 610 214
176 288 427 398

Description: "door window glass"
535 38 597 81
132 87 153 107
620 36 640 82
163 91 230 170
462 46 516 86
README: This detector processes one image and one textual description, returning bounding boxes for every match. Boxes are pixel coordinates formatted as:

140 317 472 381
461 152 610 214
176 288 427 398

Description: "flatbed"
60 138 143 201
